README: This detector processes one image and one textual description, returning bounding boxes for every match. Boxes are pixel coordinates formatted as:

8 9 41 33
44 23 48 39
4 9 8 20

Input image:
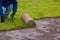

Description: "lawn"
0 0 60 30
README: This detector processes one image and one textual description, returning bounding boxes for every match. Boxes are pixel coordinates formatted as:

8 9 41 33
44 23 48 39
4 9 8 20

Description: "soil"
0 18 60 40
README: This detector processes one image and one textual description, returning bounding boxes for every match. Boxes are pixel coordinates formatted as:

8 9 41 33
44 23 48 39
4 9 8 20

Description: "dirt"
0 18 60 40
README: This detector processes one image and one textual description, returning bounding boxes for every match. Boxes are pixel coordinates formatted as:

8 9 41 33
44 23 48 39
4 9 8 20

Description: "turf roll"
22 13 36 27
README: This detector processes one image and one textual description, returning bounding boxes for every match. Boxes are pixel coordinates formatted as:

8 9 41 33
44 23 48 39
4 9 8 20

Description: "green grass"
0 0 60 30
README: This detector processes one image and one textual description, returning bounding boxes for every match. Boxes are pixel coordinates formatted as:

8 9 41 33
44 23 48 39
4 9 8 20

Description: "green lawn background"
0 0 60 30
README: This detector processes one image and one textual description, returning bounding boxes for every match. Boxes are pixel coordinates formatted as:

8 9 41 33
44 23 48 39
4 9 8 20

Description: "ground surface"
0 0 60 30
0 18 60 40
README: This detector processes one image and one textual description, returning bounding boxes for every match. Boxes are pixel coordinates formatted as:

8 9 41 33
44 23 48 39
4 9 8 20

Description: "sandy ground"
0 18 60 40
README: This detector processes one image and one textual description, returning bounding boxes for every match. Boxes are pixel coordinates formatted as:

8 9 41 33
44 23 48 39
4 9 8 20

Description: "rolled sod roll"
22 13 36 27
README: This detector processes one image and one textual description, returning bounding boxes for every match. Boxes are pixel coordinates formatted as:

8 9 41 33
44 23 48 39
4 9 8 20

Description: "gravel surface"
0 18 60 40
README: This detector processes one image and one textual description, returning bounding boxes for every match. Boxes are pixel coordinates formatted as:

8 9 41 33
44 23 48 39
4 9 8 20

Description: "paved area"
0 18 60 40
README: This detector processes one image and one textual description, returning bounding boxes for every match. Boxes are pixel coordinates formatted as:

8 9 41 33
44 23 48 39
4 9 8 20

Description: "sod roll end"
22 13 36 27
